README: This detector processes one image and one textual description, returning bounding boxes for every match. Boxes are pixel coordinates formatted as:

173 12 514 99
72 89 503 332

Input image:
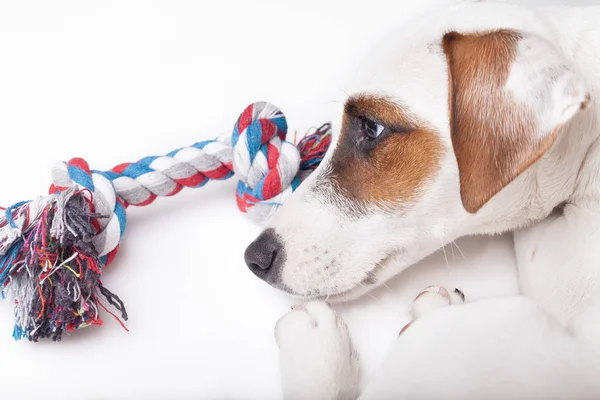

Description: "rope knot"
231 102 301 220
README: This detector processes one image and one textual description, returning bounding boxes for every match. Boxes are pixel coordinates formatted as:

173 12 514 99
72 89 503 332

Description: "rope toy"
0 102 331 342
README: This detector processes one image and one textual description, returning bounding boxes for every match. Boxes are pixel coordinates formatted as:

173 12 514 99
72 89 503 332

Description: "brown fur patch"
329 94 444 206
443 30 557 213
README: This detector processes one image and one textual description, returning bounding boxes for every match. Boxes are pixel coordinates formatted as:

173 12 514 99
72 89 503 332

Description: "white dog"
244 1 600 398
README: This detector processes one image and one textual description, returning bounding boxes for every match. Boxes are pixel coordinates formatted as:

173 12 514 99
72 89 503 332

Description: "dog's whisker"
449 239 456 260
357 280 378 300
337 87 351 100
439 237 451 272
451 240 468 261
382 282 393 293
372 261 393 293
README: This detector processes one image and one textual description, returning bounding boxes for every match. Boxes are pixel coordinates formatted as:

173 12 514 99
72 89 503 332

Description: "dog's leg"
361 293 600 399
514 204 600 336
275 302 360 400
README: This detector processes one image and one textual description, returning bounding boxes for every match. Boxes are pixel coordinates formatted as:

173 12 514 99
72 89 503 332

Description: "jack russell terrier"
244 1 600 398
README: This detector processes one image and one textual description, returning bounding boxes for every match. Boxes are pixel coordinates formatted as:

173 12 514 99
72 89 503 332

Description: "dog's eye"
360 117 385 140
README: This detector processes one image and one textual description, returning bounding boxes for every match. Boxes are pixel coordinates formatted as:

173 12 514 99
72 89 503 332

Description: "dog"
244 1 600 398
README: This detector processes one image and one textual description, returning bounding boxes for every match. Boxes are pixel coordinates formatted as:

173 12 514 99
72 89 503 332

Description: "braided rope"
14 102 323 259
0 101 332 341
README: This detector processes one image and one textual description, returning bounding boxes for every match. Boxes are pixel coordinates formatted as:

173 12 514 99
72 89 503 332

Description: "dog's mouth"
275 251 400 303
324 258 393 303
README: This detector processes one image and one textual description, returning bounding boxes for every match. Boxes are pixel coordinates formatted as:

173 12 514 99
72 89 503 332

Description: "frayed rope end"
0 188 127 341
295 123 332 182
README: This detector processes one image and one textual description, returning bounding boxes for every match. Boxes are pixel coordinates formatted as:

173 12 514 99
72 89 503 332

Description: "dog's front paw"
399 286 465 336
275 302 359 400
410 285 465 320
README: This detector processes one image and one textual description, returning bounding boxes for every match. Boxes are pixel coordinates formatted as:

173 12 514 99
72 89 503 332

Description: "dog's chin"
279 280 382 304
275 284 376 303
270 277 375 303
323 283 380 303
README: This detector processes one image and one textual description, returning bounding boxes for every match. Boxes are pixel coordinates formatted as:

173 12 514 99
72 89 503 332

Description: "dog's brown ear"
442 30 589 213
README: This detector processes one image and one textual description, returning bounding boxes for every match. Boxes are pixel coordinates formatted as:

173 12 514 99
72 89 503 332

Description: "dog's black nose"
244 228 285 280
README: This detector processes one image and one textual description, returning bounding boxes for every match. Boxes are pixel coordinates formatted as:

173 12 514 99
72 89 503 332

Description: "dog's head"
244 2 591 300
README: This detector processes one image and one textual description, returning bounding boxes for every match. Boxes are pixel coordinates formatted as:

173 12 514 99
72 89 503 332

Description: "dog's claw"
454 288 466 302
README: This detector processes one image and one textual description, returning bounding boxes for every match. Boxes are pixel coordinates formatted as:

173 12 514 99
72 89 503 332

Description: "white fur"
271 1 600 398
275 302 360 400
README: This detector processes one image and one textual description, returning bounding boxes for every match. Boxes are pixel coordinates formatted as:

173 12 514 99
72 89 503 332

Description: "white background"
0 1 593 399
